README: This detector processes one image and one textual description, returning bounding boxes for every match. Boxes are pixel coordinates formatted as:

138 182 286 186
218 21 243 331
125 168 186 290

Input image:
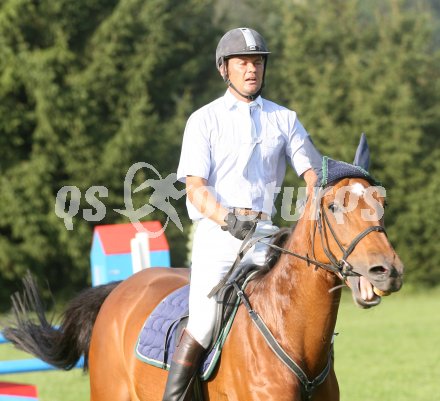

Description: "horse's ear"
302 135 323 174
353 133 370 171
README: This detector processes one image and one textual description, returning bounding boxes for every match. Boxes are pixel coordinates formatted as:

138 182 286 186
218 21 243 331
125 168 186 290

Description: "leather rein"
234 187 387 400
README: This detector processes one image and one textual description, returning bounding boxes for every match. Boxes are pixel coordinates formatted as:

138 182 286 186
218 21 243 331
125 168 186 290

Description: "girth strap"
232 282 333 400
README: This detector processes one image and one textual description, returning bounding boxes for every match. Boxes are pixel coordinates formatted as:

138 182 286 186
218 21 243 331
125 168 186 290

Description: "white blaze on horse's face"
350 182 367 197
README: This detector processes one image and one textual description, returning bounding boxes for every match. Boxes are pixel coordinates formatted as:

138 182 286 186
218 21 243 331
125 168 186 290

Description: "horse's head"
303 134 404 308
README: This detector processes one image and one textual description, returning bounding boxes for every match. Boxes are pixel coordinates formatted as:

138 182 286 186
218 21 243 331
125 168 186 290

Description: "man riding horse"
164 27 376 401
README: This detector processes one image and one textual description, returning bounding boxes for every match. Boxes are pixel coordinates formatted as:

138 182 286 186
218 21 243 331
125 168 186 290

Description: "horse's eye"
328 202 338 213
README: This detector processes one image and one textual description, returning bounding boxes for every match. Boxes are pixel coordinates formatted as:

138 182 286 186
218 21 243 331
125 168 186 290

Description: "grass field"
336 287 440 401
0 288 439 401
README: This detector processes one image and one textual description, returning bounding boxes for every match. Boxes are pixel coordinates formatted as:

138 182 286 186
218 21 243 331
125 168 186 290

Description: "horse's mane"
257 226 293 276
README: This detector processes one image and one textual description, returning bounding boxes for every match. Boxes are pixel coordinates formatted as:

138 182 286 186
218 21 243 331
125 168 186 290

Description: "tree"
0 0 438 306
0 0 221 305
264 0 440 286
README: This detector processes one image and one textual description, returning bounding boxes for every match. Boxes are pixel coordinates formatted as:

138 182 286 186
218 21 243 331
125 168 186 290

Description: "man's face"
223 55 265 100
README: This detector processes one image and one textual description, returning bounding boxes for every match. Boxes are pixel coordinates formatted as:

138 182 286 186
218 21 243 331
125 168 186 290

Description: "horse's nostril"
369 265 388 275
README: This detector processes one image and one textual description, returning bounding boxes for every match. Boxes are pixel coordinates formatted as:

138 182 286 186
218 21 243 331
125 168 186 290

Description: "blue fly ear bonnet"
303 133 379 187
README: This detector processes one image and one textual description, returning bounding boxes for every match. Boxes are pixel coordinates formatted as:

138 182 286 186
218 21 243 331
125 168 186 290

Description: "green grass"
0 288 438 400
0 346 89 401
335 287 440 401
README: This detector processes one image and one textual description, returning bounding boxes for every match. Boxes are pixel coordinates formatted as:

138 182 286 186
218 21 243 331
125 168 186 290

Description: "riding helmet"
215 27 270 68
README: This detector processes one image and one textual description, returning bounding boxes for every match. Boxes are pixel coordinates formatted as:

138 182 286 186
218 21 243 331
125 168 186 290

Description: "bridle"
264 185 387 282
209 184 388 298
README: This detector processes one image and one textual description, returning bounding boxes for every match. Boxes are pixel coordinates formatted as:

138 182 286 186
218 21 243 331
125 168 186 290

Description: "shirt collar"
223 89 263 111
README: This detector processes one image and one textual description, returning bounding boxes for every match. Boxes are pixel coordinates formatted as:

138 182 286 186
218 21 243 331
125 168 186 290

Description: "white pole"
131 237 143 274
136 232 151 269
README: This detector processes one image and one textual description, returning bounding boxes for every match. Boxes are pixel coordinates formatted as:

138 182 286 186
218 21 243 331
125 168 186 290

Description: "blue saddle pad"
135 285 239 381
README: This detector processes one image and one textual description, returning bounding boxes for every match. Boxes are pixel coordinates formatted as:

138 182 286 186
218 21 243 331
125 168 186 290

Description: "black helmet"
216 27 270 68
215 28 270 101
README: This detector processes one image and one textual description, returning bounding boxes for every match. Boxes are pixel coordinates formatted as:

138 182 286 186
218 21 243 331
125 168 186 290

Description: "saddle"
135 268 256 380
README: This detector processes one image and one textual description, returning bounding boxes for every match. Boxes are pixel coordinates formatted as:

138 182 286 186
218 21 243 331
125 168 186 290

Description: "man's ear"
219 61 228 82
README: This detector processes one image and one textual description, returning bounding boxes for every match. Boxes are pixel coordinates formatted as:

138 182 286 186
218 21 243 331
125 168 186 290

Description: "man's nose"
247 62 257 71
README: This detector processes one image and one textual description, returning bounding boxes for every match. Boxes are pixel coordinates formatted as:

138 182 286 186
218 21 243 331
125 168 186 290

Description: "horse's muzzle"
346 256 404 308
365 260 404 293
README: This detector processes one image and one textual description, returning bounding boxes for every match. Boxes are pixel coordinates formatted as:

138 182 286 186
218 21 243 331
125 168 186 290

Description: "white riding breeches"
186 218 278 348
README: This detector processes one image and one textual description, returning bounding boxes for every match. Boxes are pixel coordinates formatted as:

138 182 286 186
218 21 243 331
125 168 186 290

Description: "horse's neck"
252 220 341 377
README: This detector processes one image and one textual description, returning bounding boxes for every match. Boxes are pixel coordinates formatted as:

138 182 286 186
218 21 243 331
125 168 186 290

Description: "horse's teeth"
373 287 391 297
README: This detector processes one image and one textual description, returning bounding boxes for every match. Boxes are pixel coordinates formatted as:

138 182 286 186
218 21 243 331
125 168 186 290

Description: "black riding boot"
162 329 205 401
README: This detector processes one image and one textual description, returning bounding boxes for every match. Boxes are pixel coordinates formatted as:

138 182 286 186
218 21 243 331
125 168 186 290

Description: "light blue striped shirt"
177 90 311 220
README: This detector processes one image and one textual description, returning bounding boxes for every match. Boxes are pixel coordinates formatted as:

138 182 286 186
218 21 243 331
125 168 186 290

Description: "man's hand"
221 212 256 240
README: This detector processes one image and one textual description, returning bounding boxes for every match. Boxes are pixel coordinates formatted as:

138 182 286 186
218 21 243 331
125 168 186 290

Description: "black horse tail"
2 272 120 371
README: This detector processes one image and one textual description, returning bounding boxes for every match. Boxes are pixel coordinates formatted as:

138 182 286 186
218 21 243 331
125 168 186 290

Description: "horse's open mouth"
346 276 385 309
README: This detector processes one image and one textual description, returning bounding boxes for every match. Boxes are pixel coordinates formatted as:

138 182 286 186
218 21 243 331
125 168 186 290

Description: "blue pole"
0 357 84 375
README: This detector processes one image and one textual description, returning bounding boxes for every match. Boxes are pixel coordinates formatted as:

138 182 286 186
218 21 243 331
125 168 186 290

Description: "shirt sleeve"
176 111 211 183
285 116 312 177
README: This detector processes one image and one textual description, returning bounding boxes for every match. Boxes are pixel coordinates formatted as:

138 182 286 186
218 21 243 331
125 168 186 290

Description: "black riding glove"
221 212 257 240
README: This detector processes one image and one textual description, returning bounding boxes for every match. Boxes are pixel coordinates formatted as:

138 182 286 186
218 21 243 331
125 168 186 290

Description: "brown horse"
3 137 404 401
